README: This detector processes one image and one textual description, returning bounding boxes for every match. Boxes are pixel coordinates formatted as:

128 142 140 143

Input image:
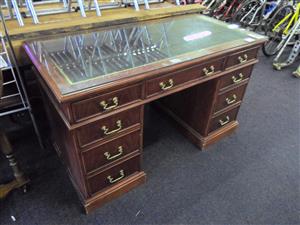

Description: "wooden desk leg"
0 132 29 199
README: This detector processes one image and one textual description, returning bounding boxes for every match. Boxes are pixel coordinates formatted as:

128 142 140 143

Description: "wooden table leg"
0 132 29 199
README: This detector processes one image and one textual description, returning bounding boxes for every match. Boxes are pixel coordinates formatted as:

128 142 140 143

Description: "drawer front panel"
87 154 141 195
209 107 239 133
82 131 141 174
76 107 141 148
146 58 224 97
226 48 258 68
214 84 247 113
72 84 142 122
219 65 253 90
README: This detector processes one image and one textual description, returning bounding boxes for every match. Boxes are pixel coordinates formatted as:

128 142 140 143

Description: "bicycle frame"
240 0 263 24
272 3 300 34
224 0 240 18
201 0 217 9
212 0 227 17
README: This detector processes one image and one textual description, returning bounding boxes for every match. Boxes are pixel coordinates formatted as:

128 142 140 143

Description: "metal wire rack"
0 7 43 147
0 0 177 27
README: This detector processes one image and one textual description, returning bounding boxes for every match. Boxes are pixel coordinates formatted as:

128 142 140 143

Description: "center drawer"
87 154 141 195
146 57 225 97
76 106 142 148
82 130 141 174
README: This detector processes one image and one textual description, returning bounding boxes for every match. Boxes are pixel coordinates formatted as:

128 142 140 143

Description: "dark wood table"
23 14 266 213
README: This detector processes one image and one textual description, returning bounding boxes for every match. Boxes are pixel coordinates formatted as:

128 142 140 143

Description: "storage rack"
1 0 181 27
0 8 43 147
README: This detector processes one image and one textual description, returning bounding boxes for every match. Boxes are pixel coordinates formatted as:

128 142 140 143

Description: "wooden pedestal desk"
23 14 266 213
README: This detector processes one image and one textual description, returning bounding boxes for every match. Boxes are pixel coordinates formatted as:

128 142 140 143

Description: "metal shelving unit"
0 8 43 147
1 0 173 26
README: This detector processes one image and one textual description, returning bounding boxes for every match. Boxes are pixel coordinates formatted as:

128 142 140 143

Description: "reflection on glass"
28 15 265 94
32 23 175 84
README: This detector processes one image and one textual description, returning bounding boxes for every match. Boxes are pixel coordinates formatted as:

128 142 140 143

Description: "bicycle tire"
262 5 294 56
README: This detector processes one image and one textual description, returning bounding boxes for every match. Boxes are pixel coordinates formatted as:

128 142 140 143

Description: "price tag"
244 38 255 42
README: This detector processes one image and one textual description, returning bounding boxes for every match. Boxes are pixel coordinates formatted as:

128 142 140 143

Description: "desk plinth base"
82 172 146 214
157 103 239 150
191 122 239 149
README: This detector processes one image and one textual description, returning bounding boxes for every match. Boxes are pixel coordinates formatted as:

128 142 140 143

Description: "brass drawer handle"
101 120 122 136
238 54 248 63
100 97 119 111
219 116 230 126
160 79 174 90
226 94 237 105
203 65 215 76
107 169 125 184
232 73 244 83
104 146 123 161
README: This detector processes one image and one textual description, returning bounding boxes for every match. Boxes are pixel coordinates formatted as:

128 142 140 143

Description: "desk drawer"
226 48 258 68
76 107 141 148
146 58 224 97
71 83 142 122
214 84 247 113
219 65 253 91
209 107 239 133
87 154 141 195
82 131 141 174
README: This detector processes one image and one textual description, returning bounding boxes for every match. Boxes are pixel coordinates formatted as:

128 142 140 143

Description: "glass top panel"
26 14 265 96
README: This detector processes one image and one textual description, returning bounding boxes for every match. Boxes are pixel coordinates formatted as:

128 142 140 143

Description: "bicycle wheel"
232 0 260 24
264 4 294 35
262 5 294 56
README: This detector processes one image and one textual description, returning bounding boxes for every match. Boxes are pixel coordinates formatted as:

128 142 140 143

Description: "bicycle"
263 1 299 56
201 0 227 15
272 19 300 70
233 0 286 30
212 0 247 21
